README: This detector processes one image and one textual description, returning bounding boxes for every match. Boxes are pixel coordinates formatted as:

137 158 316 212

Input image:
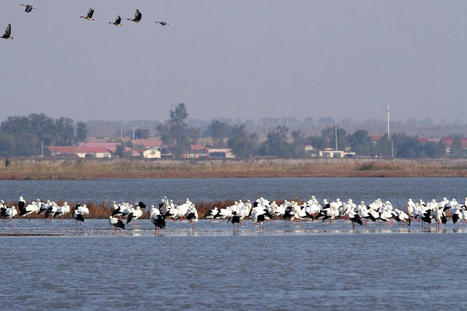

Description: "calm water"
0 178 465 205
1 178 466 310
2 225 467 310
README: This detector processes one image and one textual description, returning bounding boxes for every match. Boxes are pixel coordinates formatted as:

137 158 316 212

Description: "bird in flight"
155 21 169 26
1 24 13 39
80 8 95 21
127 9 142 23
109 16 122 26
20 3 36 13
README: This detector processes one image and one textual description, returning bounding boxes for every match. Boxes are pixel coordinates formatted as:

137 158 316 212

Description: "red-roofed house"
49 146 113 158
133 138 163 148
369 135 383 144
78 142 120 153
183 145 208 159
441 138 467 149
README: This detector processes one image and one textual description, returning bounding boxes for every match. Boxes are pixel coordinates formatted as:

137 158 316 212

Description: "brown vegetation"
0 158 465 179
8 200 242 219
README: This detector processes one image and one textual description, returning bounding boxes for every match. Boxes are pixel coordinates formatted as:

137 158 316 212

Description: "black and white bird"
127 202 145 224
73 203 89 222
54 202 71 219
5 205 17 221
127 9 142 23
20 4 36 13
155 21 169 26
109 216 125 233
109 16 122 26
20 201 40 219
1 24 13 39
205 207 219 221
18 196 26 214
150 206 165 234
80 8 95 21
186 205 198 231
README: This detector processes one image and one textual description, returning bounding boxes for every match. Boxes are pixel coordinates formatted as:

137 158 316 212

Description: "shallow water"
1 177 466 310
2 220 467 310
0 178 465 206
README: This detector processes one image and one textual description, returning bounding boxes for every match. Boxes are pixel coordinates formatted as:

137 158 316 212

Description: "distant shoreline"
0 158 465 179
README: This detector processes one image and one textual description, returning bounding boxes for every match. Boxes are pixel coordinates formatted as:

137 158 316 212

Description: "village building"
49 146 113 158
207 148 235 159
318 148 356 158
142 148 161 159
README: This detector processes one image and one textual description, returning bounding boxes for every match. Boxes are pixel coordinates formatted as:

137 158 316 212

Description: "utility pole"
41 140 44 158
335 126 338 150
386 104 394 158
132 127 135 151
386 104 390 137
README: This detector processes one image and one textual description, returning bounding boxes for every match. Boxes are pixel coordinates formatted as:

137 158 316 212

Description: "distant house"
184 145 208 159
441 138 467 149
142 148 161 159
319 148 356 158
132 138 163 149
440 137 467 154
49 146 113 158
207 148 235 159
303 145 318 157
369 135 383 144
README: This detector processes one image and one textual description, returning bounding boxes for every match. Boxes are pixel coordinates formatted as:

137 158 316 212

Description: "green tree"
76 122 89 142
207 120 230 147
259 126 292 157
348 129 372 155
374 134 392 157
54 118 75 146
321 127 348 150
134 128 150 139
307 135 327 150
450 137 464 157
156 103 192 158
291 130 306 157
227 124 258 158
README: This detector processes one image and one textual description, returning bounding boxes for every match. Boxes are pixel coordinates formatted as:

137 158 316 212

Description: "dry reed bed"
6 200 245 219
0 158 465 179
6 200 455 219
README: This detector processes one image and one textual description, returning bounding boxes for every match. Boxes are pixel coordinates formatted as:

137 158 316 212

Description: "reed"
5 200 241 219
0 158 465 179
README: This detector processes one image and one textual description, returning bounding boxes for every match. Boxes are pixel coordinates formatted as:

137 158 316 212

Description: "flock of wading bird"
1 196 467 234
2 4 169 40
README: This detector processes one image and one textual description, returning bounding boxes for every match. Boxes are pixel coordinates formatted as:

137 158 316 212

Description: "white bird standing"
150 206 165 235
109 216 125 234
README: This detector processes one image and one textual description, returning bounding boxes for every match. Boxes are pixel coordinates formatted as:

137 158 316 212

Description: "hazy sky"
0 0 465 121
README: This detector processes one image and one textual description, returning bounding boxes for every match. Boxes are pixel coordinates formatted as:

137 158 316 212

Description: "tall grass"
0 158 465 179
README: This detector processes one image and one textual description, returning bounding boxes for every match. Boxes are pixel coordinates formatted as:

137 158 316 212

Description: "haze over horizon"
1 1 465 122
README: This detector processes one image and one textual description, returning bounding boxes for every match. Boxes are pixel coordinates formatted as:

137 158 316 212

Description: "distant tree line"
0 114 88 157
155 105 460 159
225 126 450 159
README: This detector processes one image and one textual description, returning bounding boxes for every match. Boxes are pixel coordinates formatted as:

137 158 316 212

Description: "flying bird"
127 9 142 23
1 24 13 39
20 4 36 13
109 16 122 26
80 8 95 21
155 21 169 26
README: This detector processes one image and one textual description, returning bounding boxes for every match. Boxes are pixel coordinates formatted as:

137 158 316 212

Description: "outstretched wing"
5 24 11 36
87 8 94 18
116 16 121 24
135 9 142 20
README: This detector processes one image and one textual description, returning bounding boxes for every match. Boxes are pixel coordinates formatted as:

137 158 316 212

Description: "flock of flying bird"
2 4 169 40
1 195 467 234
